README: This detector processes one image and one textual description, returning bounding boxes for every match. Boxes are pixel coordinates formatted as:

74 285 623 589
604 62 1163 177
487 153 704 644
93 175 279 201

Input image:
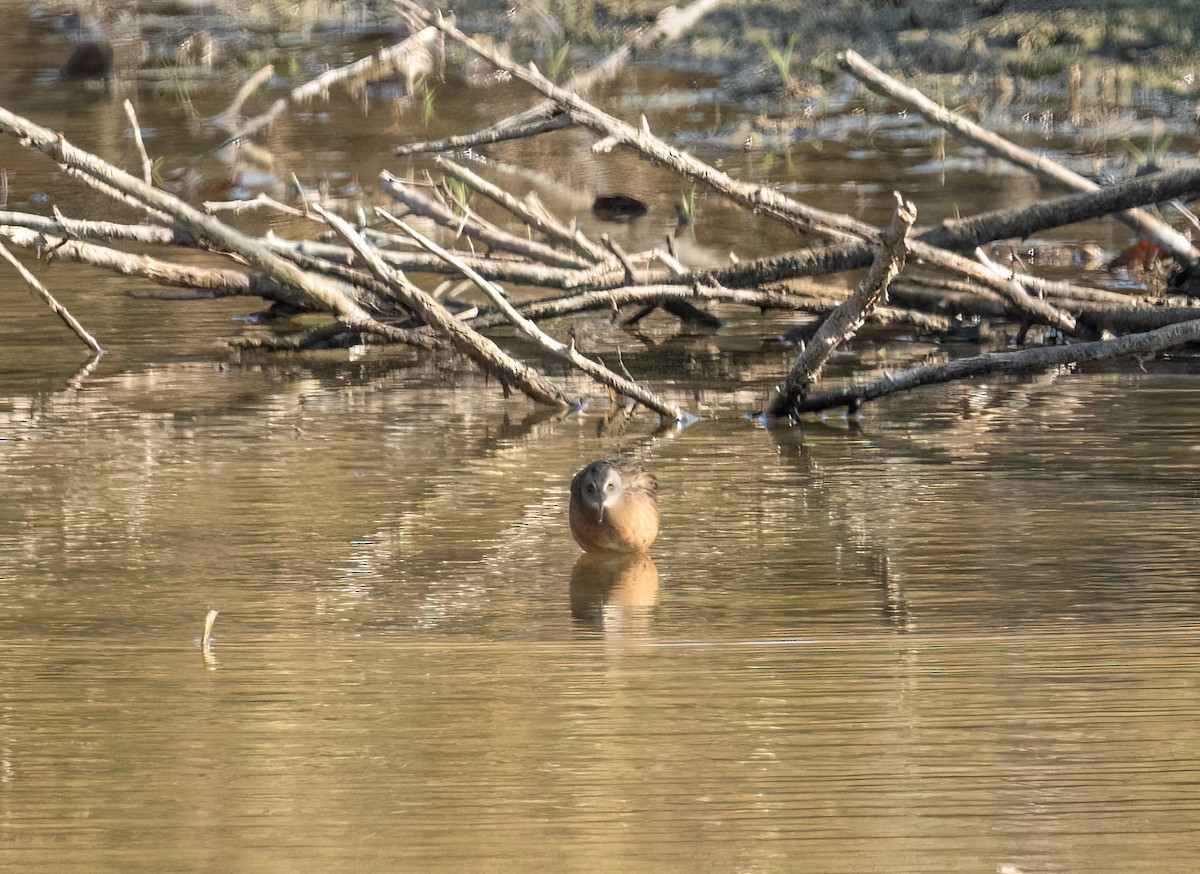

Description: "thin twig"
122 99 153 185
0 240 103 354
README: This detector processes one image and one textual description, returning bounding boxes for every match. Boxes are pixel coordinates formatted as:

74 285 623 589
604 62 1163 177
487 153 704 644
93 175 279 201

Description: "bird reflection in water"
569 551 660 631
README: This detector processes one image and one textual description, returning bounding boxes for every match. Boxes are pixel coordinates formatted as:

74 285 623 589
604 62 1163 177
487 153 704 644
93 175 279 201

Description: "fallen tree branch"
464 280 946 331
838 49 1200 265
770 193 917 416
383 210 688 420
0 240 103 354
792 318 1200 414
0 210 189 246
379 170 591 269
681 166 1200 294
314 204 575 407
271 234 589 288
122 99 153 185
924 166 1200 253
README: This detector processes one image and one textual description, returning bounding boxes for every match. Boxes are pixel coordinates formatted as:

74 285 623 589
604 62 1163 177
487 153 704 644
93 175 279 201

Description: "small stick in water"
202 608 219 646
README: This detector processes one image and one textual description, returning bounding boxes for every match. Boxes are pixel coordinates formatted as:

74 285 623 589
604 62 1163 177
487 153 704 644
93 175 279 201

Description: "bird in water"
569 458 659 553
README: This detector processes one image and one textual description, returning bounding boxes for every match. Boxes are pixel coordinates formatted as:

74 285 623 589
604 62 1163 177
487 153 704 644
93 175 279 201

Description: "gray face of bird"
581 464 623 523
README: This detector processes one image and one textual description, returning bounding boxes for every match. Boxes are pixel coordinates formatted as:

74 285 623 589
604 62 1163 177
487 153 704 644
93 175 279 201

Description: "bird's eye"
605 481 614 491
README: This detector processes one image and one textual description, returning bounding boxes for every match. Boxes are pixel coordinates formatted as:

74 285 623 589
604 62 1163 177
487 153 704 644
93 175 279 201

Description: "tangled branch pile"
4 0 1200 424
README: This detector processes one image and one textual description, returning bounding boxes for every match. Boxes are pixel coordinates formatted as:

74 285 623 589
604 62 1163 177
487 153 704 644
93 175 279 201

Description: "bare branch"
0 240 103 354
794 319 1200 415
383 210 687 420
770 193 918 417
314 204 575 407
122 99 153 185
838 49 1199 265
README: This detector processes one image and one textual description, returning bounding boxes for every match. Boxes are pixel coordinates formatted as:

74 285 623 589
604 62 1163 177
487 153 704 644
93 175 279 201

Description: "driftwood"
0 240 103 354
793 318 1200 414
838 49 1199 266
770 194 917 417
6 2 1200 422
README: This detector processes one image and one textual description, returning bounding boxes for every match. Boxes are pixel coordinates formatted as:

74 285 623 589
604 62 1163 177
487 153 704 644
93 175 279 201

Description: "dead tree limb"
769 193 917 417
0 226 293 300
269 235 589 288
0 105 441 350
1075 307 1200 339
122 100 153 185
434 156 610 262
0 210 189 246
685 166 1200 293
1 221 403 318
793 318 1200 415
382 210 688 420
379 170 591 269
314 204 576 407
925 167 1200 252
0 240 103 354
838 49 1200 265
393 0 726 156
398 6 1074 330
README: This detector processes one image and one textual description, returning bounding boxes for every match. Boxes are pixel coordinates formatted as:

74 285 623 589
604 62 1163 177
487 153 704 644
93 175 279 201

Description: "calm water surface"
3 6 1200 872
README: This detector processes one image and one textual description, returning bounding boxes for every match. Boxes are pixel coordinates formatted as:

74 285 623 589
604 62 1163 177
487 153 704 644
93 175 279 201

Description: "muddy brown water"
3 7 1200 873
